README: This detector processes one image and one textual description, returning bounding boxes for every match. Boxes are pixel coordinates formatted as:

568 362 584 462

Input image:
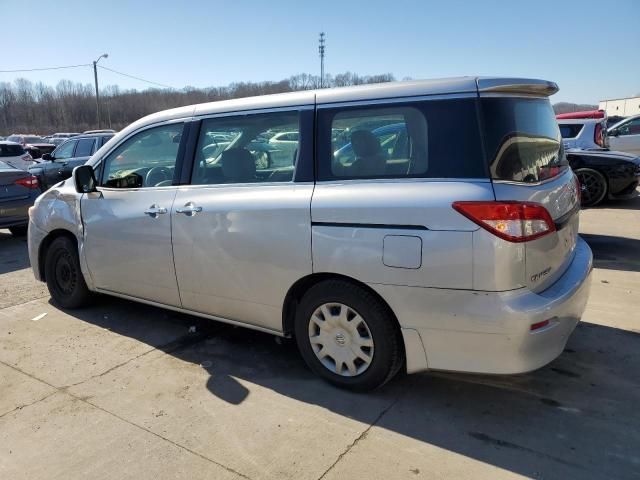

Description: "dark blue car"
0 161 41 236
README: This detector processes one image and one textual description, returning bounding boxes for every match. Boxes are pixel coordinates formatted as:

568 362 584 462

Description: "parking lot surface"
0 196 639 480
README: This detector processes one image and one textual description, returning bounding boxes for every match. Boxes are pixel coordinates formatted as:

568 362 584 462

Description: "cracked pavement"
0 195 639 479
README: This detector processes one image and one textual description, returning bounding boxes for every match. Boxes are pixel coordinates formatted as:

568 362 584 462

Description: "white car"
556 111 608 150
608 114 640 155
0 141 34 171
269 131 299 144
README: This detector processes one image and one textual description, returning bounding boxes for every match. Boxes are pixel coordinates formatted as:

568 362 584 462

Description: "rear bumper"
370 236 593 374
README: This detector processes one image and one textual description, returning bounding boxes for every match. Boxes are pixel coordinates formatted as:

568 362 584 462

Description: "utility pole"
93 54 108 128
319 32 325 88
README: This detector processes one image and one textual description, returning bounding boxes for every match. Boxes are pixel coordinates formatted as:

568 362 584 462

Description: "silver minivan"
28 77 593 391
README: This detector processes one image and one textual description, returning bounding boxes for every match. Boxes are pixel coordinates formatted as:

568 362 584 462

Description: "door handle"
144 204 168 217
175 202 203 216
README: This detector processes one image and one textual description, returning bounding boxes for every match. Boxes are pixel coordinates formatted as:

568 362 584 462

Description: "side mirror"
73 165 98 193
41 153 53 161
609 129 619 137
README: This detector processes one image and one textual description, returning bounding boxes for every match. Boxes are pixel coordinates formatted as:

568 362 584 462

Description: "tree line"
0 72 395 135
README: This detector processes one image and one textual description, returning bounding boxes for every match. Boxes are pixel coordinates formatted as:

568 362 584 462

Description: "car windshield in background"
25 136 45 143
482 97 567 183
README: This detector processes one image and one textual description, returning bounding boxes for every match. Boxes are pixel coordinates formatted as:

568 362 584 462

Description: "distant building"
599 96 640 117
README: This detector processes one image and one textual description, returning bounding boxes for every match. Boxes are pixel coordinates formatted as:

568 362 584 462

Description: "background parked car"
0 141 34 170
608 114 640 155
556 110 608 150
5 134 56 160
0 160 40 236
567 149 640 207
83 129 116 134
30 133 114 190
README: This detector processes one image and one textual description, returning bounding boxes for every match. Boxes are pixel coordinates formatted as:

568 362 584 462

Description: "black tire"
9 225 28 236
294 279 404 391
575 168 608 207
44 236 92 309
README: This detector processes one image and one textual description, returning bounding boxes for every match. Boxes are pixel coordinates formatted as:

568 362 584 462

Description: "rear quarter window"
482 97 567 183
317 98 486 180
559 124 584 138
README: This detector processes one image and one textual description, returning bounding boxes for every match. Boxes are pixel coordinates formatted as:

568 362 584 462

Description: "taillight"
452 201 556 243
594 123 604 147
15 175 39 189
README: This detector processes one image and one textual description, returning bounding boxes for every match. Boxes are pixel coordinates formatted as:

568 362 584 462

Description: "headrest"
220 148 256 182
351 130 383 158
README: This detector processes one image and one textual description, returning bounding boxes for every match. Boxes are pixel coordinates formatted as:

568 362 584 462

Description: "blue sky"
2 0 638 103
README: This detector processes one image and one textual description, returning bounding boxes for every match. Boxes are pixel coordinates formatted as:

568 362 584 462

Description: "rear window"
482 97 567 183
317 98 486 180
559 124 584 138
0 144 26 157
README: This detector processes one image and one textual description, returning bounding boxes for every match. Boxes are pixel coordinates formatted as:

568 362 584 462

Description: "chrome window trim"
316 92 477 109
491 167 573 187
315 177 491 185
175 180 314 191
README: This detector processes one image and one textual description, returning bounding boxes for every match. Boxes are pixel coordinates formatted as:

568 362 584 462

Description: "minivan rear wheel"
44 236 92 309
295 279 404 391
575 168 607 207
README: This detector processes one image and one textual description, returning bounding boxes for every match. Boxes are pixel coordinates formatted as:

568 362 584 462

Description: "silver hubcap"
308 303 374 377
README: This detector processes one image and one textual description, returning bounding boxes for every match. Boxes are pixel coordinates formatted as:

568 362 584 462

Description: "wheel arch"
38 229 78 282
282 272 404 343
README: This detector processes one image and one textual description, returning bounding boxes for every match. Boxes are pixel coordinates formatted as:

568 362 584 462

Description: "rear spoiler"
477 78 559 97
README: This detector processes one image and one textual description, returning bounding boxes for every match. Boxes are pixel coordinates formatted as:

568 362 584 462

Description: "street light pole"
93 54 108 129
318 33 325 88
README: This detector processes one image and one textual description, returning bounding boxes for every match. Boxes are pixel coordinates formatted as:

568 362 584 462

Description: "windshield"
482 97 567 183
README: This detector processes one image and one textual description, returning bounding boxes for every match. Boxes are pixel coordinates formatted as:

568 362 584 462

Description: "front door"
81 121 186 307
610 117 640 155
171 109 313 332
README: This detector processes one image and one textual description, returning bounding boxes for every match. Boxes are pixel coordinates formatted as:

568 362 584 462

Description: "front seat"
350 130 387 176
220 148 256 183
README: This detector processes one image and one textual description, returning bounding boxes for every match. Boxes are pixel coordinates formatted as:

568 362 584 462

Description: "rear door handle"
144 204 168 217
175 202 202 216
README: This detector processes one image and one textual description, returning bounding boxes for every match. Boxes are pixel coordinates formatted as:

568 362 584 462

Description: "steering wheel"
145 166 172 187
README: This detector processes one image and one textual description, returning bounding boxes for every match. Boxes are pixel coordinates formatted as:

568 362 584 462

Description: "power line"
0 63 91 73
98 65 173 89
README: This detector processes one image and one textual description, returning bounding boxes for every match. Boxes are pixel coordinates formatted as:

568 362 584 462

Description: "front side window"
318 99 485 180
482 97 568 183
101 123 183 188
75 138 96 157
191 111 300 185
54 140 77 160
618 118 640 136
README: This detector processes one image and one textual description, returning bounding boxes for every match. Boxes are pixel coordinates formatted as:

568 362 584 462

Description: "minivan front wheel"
44 236 92 309
295 279 404 391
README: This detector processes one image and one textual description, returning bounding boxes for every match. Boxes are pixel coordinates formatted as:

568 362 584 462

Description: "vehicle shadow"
598 190 640 210
60 295 640 479
0 230 31 274
581 233 640 272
